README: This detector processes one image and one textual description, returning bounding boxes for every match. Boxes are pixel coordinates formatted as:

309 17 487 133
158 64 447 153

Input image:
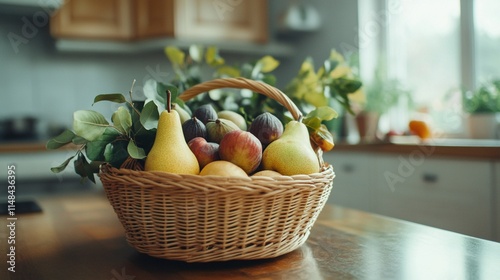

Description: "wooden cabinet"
50 0 174 41
135 0 174 39
325 150 497 241
174 0 268 43
50 0 267 43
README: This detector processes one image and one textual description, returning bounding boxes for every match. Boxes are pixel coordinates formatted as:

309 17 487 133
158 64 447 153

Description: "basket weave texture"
100 77 335 262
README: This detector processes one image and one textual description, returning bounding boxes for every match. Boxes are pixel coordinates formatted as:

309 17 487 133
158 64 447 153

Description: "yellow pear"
145 109 200 174
262 120 320 176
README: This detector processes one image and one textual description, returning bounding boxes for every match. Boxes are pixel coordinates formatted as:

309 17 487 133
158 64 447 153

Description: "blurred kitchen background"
0 0 499 241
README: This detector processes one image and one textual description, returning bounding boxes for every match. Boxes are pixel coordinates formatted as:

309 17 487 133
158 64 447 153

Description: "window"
475 0 500 83
358 0 500 136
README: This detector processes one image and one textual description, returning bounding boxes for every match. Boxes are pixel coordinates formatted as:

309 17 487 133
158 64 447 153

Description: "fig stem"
166 90 172 113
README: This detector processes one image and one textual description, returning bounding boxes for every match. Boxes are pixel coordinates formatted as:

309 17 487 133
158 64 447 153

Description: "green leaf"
112 106 132 134
189 45 204 63
73 110 110 141
72 136 88 145
46 129 76 150
256 55 280 73
144 79 164 110
104 141 129 168
144 79 180 113
127 140 146 159
303 116 322 132
85 128 120 161
205 46 225 67
50 155 75 173
74 153 87 179
104 143 113 163
216 65 241 77
165 46 185 67
140 101 160 130
305 106 339 121
157 82 179 104
93 93 126 105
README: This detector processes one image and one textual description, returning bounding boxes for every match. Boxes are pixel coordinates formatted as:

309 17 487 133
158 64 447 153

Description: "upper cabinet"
50 0 174 41
135 0 175 39
174 0 267 43
50 0 267 43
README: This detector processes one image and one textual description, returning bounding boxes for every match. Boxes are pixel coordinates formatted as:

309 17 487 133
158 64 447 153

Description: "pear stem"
166 90 172 113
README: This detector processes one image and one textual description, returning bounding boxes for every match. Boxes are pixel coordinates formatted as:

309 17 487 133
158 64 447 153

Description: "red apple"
219 130 262 174
188 137 220 169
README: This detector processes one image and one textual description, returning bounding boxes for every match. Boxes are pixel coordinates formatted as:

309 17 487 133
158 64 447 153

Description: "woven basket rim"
99 163 335 193
100 162 333 179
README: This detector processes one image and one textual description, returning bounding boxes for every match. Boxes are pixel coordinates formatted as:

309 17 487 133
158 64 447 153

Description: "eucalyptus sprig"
47 79 183 182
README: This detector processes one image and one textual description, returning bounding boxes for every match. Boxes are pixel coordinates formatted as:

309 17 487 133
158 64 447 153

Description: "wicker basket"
99 77 335 262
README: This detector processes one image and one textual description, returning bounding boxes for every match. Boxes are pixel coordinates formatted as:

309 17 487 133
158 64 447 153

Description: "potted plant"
355 67 412 142
463 79 500 139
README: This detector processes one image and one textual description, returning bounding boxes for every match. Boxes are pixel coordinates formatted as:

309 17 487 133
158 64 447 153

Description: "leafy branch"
47 79 183 182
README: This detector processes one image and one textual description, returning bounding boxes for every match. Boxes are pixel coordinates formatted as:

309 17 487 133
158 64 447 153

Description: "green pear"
262 121 320 176
145 109 200 174
172 103 191 124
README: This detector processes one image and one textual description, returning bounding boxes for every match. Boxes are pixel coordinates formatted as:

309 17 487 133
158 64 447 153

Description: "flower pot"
467 113 500 139
355 112 380 143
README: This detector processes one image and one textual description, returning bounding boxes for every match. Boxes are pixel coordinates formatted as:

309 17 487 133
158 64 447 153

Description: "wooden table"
2 190 500 279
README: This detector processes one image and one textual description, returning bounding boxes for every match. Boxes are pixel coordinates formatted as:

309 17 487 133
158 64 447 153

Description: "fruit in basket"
206 118 240 143
144 92 200 174
182 117 207 142
217 110 247 130
219 130 262 174
194 104 218 124
251 170 282 177
199 160 248 178
172 103 191 124
249 112 283 147
262 121 320 176
188 137 220 169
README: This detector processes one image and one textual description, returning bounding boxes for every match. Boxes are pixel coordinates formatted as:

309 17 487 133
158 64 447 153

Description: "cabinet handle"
422 173 438 183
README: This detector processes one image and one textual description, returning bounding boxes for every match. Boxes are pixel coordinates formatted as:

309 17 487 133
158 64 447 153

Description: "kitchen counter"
2 191 499 279
334 138 500 159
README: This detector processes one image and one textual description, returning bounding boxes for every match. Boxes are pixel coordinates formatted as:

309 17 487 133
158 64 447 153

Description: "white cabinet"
324 150 496 241
373 156 493 240
324 151 377 212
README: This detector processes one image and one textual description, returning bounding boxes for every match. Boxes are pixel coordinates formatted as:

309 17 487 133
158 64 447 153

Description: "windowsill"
332 137 500 159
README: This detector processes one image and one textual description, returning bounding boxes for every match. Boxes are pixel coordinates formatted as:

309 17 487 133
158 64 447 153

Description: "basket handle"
178 77 303 121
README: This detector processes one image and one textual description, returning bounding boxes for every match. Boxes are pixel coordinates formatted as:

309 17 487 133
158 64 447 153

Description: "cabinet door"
51 0 134 40
373 156 493 240
135 0 174 39
323 151 377 212
174 0 268 43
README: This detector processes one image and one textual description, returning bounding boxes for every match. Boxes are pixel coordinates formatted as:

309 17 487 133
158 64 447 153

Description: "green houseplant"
355 66 412 142
463 79 500 139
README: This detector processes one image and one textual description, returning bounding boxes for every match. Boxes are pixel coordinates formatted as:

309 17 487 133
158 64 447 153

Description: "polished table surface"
2 190 500 280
